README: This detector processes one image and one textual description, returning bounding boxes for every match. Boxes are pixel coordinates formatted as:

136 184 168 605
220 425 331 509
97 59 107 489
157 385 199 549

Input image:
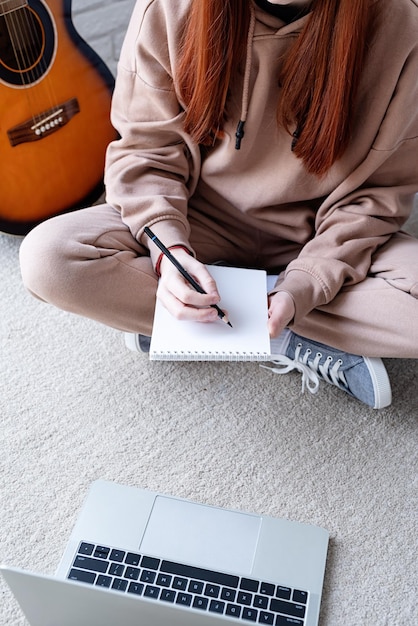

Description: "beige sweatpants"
19 203 418 358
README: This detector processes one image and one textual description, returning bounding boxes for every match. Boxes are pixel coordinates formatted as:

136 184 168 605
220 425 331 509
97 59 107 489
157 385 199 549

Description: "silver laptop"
1 480 329 626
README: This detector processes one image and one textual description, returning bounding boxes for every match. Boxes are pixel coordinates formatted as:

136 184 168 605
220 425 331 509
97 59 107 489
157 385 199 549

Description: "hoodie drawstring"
235 4 256 150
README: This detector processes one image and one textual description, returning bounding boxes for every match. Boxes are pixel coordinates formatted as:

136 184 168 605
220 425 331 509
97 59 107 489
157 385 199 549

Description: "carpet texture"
1 203 417 625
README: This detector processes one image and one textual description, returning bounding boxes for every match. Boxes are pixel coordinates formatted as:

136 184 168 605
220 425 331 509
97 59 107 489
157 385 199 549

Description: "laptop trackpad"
140 496 262 575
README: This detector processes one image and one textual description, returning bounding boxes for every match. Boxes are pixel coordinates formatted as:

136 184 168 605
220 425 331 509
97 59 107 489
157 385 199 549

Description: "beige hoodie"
105 0 418 324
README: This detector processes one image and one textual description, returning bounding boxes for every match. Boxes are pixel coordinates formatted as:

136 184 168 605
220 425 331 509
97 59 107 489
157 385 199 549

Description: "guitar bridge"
7 97 80 147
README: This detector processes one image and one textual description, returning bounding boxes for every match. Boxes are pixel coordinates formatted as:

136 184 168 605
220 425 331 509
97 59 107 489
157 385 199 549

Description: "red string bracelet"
155 245 193 277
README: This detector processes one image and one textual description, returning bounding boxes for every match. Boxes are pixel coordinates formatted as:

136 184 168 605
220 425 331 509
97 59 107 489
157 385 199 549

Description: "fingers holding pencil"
158 259 219 322
146 231 231 325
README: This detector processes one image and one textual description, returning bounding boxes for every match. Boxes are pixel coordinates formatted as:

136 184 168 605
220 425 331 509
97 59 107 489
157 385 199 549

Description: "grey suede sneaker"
263 330 392 409
125 330 392 409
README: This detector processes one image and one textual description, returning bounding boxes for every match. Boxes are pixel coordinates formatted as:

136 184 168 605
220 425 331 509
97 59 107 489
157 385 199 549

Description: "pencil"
144 227 232 327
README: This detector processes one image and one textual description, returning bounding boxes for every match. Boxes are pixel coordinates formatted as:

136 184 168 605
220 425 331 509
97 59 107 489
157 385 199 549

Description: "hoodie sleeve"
104 0 200 267
272 41 418 325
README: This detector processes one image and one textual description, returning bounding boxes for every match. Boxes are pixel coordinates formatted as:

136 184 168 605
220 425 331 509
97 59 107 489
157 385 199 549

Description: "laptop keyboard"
67 541 309 625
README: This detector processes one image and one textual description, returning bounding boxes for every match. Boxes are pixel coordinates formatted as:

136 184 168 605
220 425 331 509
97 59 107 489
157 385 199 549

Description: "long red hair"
177 0 376 176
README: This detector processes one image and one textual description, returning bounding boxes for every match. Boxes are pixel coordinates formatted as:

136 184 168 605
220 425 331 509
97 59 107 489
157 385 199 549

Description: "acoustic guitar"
0 0 118 235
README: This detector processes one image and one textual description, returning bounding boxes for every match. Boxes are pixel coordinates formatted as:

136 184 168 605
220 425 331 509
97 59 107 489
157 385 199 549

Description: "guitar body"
0 0 118 235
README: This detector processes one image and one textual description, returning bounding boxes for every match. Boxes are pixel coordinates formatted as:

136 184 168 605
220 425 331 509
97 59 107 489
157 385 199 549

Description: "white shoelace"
261 343 348 395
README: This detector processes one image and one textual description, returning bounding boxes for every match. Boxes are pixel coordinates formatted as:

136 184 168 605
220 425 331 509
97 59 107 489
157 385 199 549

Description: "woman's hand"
268 291 295 338
157 249 222 322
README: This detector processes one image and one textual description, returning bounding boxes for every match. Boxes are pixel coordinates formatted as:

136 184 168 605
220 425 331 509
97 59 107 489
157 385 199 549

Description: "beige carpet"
1 203 417 625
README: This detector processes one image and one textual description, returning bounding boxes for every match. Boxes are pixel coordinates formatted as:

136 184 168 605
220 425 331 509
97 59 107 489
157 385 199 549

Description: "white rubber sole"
364 357 392 409
124 332 141 352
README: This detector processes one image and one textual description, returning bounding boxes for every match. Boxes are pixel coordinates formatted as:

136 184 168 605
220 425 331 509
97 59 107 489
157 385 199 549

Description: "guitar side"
0 0 118 235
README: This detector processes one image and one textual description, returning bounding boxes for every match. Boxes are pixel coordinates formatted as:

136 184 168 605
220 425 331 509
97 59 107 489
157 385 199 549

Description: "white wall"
72 0 137 76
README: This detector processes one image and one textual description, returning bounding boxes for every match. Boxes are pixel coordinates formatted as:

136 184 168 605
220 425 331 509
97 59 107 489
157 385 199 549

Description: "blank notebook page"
149 265 271 361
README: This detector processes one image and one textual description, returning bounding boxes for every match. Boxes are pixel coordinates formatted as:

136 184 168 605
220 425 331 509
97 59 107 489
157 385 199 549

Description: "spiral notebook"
149 265 271 361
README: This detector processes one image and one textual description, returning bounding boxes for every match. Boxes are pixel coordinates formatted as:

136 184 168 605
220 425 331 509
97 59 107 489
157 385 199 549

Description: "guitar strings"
22 3 58 127
4 3 59 129
2 9 26 81
4 6 43 127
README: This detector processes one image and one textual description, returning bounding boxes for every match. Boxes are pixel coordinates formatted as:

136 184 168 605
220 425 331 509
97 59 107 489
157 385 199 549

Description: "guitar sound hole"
0 1 55 87
0 9 44 70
